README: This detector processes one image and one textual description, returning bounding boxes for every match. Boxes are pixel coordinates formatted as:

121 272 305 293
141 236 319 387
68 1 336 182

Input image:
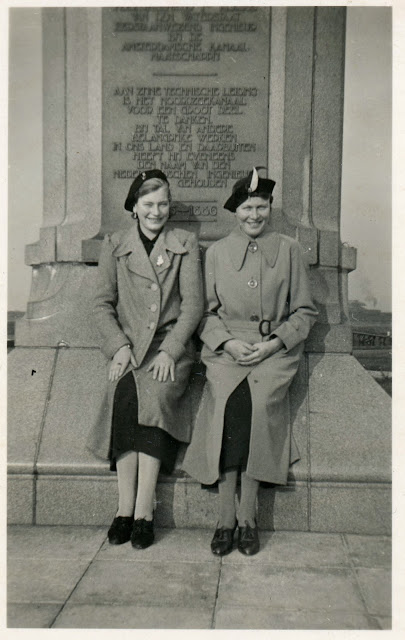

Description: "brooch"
156 255 164 266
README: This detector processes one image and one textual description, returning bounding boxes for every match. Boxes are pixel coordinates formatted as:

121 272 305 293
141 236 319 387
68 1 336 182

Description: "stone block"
53 604 213 629
15 264 100 347
308 354 391 483
257 483 309 531
223 531 348 567
355 568 391 616
305 323 352 353
7 604 63 629
8 525 106 560
344 534 391 568
36 348 110 475
8 348 56 473
8 557 89 603
310 483 391 535
7 475 35 524
35 476 117 525
318 230 340 266
217 565 366 613
69 559 219 607
214 607 380 630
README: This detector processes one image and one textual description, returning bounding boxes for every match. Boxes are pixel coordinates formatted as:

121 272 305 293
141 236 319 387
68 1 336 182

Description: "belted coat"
86 222 203 462
182 226 318 485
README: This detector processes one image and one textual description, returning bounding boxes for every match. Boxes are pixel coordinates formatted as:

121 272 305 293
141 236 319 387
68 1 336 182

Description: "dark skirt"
110 371 180 473
220 376 252 472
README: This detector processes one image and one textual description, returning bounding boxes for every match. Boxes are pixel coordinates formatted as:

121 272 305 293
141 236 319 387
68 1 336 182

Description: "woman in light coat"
183 168 318 556
87 169 203 549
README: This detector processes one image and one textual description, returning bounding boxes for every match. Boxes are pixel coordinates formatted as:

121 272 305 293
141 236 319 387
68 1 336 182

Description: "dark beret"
224 169 275 213
124 169 169 212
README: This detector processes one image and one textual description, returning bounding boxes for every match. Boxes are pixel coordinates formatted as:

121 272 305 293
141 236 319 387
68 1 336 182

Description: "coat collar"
229 226 280 271
112 223 187 280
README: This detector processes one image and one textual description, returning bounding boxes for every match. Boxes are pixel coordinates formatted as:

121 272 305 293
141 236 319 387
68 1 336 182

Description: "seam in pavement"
49 534 108 628
210 557 223 629
340 533 389 625
32 348 60 524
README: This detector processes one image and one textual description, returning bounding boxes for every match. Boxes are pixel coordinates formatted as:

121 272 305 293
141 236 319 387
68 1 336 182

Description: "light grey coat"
86 222 203 461
182 226 318 485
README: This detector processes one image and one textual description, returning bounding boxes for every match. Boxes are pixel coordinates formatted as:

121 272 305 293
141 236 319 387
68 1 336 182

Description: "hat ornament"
248 167 259 194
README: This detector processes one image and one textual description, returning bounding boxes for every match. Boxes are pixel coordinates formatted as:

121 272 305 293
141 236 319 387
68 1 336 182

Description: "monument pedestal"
8 6 391 534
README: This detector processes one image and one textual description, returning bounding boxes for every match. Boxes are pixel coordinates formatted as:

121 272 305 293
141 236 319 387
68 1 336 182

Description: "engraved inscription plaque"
102 6 270 239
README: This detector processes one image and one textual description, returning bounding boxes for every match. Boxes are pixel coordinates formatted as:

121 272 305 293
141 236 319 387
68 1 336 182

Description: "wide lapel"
256 231 280 268
150 227 187 277
112 224 157 283
229 226 250 271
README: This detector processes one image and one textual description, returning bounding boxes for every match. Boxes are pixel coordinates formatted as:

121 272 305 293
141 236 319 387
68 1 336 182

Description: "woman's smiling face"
133 185 170 238
235 196 271 238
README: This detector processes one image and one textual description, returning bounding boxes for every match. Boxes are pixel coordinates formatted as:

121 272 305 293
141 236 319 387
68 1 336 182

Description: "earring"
132 211 138 220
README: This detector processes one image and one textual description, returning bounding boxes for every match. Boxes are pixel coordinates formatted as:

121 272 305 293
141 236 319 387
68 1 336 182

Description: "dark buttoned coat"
182 226 318 485
86 222 203 461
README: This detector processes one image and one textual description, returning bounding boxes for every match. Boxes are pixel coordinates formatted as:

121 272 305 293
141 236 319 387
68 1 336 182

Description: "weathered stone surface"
8 604 63 629
8 525 106 560
8 557 89 603
257 483 309 531
35 476 117 525
344 534 391 568
310 484 391 535
355 568 391 616
53 604 213 629
37 348 109 474
69 559 219 607
214 607 380 630
308 354 391 483
7 476 35 524
217 565 366 612
222 531 348 567
8 348 56 473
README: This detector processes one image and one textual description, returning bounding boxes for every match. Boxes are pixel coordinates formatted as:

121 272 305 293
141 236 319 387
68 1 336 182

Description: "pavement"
6 525 391 630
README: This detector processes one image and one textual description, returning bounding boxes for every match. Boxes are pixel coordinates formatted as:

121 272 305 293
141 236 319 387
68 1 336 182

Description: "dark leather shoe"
210 524 236 556
237 520 260 556
131 517 155 549
108 516 133 545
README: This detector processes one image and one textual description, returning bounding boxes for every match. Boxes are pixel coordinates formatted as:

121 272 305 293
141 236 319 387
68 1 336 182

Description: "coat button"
149 321 155 330
150 303 158 312
248 278 258 288
250 314 260 322
248 242 258 253
151 283 158 291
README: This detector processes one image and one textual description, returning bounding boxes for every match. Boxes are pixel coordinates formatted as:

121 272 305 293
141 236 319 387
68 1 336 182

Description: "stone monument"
8 6 390 533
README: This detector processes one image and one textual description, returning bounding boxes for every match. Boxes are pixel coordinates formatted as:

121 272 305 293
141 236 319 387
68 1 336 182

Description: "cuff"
159 336 186 362
201 327 234 352
102 333 131 360
270 323 301 352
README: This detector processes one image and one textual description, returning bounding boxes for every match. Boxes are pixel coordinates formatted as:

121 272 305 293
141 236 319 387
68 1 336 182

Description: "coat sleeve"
92 235 131 359
270 240 318 352
198 245 235 351
158 232 204 362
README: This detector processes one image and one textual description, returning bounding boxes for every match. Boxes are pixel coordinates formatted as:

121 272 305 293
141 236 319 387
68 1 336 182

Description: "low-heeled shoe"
210 524 236 556
237 520 260 556
108 516 133 545
131 517 155 549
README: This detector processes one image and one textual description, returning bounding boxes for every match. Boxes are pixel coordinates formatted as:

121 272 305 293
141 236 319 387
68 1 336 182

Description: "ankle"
238 516 257 528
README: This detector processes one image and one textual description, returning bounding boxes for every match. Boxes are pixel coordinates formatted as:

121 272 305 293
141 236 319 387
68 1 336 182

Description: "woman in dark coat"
87 169 203 549
183 168 318 556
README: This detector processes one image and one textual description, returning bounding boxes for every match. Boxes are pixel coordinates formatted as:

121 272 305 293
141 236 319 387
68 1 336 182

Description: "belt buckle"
259 319 271 337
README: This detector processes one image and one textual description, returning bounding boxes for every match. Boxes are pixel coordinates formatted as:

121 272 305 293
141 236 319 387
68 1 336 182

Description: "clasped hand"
224 338 283 366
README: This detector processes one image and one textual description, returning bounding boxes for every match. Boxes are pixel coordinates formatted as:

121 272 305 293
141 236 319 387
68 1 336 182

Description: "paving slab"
69 559 219 608
344 534 391 567
222 531 348 567
8 525 106 560
7 475 35 524
217 565 366 613
355 567 391 616
7 557 89 603
53 604 213 629
214 606 381 630
7 603 63 629
98 527 219 564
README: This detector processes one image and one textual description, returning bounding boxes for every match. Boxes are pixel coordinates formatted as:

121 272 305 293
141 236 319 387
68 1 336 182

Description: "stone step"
8 348 391 534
